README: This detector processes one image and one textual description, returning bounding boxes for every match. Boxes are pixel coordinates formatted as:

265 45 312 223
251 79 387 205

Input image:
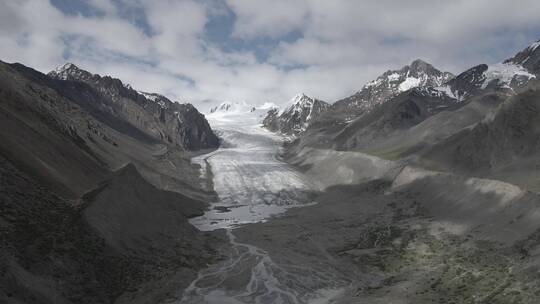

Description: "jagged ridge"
49 63 219 151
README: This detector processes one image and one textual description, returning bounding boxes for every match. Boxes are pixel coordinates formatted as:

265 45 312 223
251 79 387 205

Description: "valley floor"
179 113 540 304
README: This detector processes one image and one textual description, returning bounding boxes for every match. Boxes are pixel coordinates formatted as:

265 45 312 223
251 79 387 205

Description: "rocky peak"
48 62 94 81
369 59 454 92
48 63 219 151
424 42 540 103
282 93 319 114
263 93 329 135
334 59 454 115
290 93 312 104
504 39 540 74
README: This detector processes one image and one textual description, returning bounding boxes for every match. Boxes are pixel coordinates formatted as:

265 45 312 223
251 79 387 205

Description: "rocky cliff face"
48 63 219 151
262 93 329 135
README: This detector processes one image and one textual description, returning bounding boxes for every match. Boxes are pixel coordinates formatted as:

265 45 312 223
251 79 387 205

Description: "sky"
1 0 540 110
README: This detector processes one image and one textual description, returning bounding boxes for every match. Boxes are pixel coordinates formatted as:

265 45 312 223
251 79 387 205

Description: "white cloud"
0 0 539 111
226 0 309 39
88 0 117 15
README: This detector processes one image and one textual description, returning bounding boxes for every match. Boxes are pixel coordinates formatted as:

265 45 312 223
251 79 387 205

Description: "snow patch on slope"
398 77 422 91
431 85 463 101
138 91 169 108
138 91 158 102
481 63 536 89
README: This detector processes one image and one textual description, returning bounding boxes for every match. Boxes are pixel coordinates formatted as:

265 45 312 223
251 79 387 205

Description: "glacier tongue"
183 109 345 304
190 109 315 231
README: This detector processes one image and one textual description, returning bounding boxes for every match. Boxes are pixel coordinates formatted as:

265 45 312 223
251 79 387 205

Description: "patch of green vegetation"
391 235 539 303
363 144 416 160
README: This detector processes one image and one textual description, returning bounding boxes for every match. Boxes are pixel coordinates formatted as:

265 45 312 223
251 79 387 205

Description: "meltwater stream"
179 110 343 303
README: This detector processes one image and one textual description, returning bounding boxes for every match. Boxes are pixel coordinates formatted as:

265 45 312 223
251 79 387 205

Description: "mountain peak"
332 59 454 118
409 58 430 68
361 60 453 95
52 62 83 74
290 93 312 104
407 59 442 75
208 100 253 114
411 58 428 64
59 62 78 70
263 94 329 135
504 39 540 74
48 62 93 81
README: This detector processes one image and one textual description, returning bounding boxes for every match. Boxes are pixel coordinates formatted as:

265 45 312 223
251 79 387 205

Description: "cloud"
226 0 309 39
0 0 539 111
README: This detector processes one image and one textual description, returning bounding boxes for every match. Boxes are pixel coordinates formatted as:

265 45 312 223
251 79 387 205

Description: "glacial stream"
179 110 343 303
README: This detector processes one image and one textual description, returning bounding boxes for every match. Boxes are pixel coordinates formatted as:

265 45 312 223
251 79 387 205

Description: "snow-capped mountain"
505 39 540 74
49 62 95 81
209 101 253 114
418 41 540 102
334 59 454 113
208 100 279 118
263 93 329 135
420 63 536 102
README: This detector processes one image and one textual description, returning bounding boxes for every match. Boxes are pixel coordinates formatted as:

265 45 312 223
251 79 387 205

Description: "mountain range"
275 39 540 192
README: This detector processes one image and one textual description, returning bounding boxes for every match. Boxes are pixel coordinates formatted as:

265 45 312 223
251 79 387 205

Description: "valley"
2 9 540 302
175 39 540 304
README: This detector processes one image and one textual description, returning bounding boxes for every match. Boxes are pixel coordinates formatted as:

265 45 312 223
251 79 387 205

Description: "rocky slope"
83 164 225 304
0 60 224 303
237 158 540 303
0 156 224 304
262 93 329 135
48 63 219 151
422 79 540 190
